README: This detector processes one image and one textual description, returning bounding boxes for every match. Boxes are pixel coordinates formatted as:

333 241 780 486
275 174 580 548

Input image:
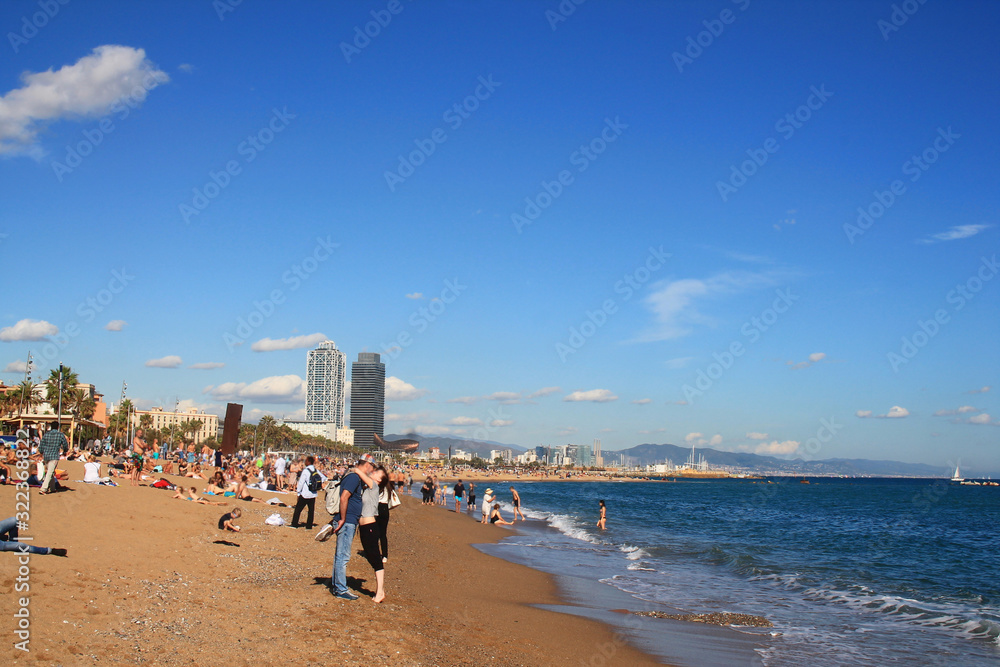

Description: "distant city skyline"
305 341 346 427
349 351 385 450
0 1 996 470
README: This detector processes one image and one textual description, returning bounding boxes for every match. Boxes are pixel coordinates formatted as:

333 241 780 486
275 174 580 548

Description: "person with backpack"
290 455 325 530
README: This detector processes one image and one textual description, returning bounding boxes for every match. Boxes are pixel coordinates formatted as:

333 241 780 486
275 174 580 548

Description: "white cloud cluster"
3 359 35 373
207 374 306 404
527 386 561 399
564 389 618 403
385 376 428 401
145 355 182 368
251 333 327 352
0 319 58 342
755 440 800 456
0 45 168 155
933 406 979 417
857 406 910 419
631 398 652 405
746 432 768 440
405 292 423 300
105 320 127 331
685 432 723 447
967 386 991 394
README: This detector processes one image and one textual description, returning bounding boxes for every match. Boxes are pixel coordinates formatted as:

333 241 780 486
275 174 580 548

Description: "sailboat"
951 464 964 483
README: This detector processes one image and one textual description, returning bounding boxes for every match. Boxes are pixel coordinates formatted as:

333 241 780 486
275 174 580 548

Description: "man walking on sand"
39 423 68 495
274 454 287 491
291 455 324 530
328 456 374 600
453 479 465 512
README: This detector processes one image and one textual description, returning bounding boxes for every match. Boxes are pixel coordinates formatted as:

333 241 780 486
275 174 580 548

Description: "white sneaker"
315 524 335 542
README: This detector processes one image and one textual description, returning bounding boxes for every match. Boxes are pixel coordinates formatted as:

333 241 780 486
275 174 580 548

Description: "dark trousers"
291 496 316 528
376 502 390 558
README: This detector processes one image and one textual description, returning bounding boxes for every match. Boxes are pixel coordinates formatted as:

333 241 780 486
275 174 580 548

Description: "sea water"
482 478 1000 666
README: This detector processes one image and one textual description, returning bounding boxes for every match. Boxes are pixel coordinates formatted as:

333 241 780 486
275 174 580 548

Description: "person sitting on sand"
488 504 514 526
234 475 267 503
218 507 241 532
1 516 68 556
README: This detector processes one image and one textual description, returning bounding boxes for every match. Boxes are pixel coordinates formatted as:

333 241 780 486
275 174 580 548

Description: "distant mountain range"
388 434 993 478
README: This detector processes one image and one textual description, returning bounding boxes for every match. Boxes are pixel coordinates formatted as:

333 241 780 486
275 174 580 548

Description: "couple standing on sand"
316 456 393 604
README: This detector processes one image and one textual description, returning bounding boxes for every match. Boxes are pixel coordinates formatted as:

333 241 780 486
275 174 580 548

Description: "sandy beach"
3 460 662 666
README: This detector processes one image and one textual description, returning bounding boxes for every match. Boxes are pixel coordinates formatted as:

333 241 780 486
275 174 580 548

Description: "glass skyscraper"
350 352 385 450
305 340 346 427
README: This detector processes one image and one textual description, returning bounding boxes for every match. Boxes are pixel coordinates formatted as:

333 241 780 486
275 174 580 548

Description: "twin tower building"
303 340 384 449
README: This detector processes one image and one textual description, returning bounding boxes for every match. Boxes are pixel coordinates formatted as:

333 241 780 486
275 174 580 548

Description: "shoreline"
4 460 665 665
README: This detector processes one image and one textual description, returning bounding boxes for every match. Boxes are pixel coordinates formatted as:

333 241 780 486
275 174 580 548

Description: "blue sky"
1 0 997 471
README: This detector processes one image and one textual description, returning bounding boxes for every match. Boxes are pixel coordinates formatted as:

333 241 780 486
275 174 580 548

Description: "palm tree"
181 418 204 444
109 398 133 447
45 366 79 415
139 413 153 432
258 415 277 451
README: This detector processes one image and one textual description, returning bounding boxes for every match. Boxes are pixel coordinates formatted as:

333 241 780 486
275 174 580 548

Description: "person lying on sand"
1 517 67 557
187 487 227 506
185 464 209 480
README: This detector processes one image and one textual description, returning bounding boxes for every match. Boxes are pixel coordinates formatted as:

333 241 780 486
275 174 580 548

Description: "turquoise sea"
480 478 1000 666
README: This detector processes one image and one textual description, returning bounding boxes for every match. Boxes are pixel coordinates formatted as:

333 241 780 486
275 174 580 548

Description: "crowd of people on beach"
2 423 612 603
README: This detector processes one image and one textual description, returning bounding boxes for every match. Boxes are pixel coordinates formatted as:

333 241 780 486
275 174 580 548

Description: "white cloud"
145 355 182 368
485 391 521 404
490 419 514 427
178 63 194 73
858 406 909 419
917 224 991 244
412 424 457 436
527 386 561 399
685 432 703 443
3 360 35 373
251 333 327 352
385 376 428 401
755 440 800 456
788 352 826 370
709 434 723 446
557 426 578 437
0 319 58 342
207 374 305 404
0 45 169 155
665 356 694 369
746 432 768 440
632 398 652 405
188 362 225 370
638 428 667 435
105 320 127 331
635 271 786 342
447 396 479 405
685 432 722 447
669 400 689 406
967 413 998 426
405 292 423 300
934 406 980 417
564 389 618 403
384 411 430 423
967 386 992 394
447 416 483 426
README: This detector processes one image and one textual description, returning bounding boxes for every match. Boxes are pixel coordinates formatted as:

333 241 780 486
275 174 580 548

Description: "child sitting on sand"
218 507 241 532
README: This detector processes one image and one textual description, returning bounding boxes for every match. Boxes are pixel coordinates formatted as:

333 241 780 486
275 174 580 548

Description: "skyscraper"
350 352 385 450
305 340 346 427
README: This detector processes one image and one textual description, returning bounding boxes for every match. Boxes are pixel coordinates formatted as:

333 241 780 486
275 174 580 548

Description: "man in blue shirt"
330 457 374 600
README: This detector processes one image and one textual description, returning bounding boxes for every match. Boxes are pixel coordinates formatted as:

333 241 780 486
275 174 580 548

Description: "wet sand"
3 461 663 665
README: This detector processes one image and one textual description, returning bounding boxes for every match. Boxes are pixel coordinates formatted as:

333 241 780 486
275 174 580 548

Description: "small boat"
951 464 964 483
